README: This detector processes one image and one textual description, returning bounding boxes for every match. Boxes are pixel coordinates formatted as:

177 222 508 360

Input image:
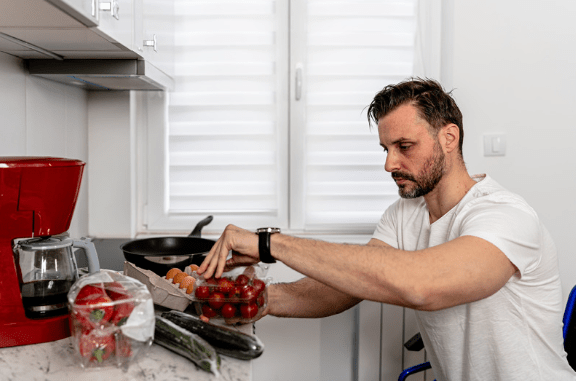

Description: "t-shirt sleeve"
458 199 542 277
372 199 401 248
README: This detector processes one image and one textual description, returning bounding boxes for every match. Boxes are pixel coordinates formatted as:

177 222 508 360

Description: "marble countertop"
0 327 252 381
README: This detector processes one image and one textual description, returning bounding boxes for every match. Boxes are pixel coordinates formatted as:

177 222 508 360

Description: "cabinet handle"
295 63 303 101
143 34 157 52
100 1 120 20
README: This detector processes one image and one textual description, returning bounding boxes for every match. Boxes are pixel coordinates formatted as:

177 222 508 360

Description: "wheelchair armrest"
398 361 432 381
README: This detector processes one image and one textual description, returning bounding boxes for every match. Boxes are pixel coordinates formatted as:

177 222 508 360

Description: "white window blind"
143 0 437 234
290 0 417 232
159 0 289 231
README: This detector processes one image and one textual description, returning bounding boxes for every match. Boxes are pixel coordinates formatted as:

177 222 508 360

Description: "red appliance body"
0 156 85 348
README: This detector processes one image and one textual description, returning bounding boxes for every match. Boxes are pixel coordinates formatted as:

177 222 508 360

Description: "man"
198 78 576 380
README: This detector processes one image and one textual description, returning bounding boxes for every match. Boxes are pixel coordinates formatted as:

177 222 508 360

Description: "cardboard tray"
123 261 194 312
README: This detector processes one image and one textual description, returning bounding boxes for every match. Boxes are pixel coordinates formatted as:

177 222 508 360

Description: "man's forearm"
267 277 361 318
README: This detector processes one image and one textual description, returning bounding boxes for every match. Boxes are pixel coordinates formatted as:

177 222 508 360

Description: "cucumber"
154 316 221 375
161 310 264 360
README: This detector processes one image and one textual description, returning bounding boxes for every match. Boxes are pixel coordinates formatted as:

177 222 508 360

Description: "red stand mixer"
0 157 98 348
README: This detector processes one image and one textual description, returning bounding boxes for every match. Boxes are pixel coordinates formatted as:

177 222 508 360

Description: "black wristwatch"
256 227 281 263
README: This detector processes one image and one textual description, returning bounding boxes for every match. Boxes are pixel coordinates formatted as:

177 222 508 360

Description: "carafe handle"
72 237 100 274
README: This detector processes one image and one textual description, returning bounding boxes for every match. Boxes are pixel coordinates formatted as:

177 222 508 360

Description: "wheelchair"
399 285 576 380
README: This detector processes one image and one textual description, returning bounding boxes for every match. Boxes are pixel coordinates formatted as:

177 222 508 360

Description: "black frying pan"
121 215 216 276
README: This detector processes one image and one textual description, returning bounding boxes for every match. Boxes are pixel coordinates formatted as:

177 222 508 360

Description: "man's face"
378 104 446 199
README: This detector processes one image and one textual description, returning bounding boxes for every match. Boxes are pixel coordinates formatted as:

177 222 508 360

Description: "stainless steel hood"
26 59 174 91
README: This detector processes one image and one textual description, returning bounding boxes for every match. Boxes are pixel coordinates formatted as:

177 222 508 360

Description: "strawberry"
105 282 135 327
115 332 133 358
79 330 115 363
73 284 114 329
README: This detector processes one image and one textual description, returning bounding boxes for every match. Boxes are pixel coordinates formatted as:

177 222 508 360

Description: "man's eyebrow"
392 137 410 145
381 138 410 149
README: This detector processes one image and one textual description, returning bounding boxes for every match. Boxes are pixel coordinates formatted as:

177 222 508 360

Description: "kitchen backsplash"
0 52 89 239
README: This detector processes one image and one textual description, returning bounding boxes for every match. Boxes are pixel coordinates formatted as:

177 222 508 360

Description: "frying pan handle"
189 215 214 237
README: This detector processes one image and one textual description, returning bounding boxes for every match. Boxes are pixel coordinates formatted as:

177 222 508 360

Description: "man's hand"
197 224 260 279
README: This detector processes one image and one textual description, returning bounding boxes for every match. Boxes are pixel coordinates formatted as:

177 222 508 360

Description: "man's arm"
266 277 362 318
198 225 517 312
269 234 517 311
264 238 387 318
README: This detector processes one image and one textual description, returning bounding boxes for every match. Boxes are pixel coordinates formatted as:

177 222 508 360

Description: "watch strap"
257 227 280 263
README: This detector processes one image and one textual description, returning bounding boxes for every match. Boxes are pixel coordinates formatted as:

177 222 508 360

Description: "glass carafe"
14 236 99 319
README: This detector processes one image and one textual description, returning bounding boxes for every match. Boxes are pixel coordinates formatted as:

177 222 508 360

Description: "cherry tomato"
220 303 237 319
235 274 250 287
202 304 218 318
229 285 244 302
257 294 266 307
252 279 266 295
241 286 258 303
240 303 259 319
209 292 225 310
218 277 235 294
195 285 210 300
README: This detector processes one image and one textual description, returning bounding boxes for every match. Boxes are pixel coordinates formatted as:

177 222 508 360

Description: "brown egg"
186 282 196 295
173 271 188 285
187 264 199 273
180 276 196 291
166 268 182 280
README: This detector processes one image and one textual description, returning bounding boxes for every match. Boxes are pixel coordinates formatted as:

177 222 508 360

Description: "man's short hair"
367 78 464 155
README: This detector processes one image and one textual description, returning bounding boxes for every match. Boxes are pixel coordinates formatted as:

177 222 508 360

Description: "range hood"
26 59 174 91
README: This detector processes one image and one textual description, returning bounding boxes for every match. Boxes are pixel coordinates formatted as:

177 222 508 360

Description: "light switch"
483 134 506 156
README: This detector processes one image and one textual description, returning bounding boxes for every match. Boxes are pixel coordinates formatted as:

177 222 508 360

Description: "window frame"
136 0 443 237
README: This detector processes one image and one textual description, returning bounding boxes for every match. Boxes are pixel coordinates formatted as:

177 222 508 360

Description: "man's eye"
399 144 411 151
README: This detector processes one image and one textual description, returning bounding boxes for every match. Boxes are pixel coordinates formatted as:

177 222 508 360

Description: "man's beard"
391 141 445 199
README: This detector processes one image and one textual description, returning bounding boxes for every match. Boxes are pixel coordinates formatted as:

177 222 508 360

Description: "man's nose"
384 151 399 173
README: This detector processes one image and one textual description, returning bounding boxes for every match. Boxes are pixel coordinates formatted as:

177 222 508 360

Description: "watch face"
257 227 281 234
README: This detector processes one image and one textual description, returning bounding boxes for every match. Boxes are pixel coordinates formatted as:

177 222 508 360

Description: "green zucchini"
154 316 221 375
161 310 264 360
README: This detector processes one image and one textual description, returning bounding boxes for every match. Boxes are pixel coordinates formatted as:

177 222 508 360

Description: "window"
140 0 441 234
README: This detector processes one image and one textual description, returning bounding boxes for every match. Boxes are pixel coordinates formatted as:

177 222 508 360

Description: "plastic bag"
68 270 154 369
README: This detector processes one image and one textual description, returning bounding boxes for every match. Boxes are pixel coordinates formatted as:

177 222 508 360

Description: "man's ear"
441 124 460 153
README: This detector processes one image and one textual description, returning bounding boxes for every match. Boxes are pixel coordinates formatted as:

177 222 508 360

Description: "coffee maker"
0 157 92 347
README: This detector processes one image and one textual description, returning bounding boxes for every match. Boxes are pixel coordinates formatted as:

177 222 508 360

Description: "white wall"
443 0 576 301
0 52 89 238
400 3 576 378
87 91 135 238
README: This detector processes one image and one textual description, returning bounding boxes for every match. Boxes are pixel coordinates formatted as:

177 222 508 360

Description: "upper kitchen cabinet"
0 0 174 90
92 0 138 57
0 0 128 59
134 0 174 79
45 0 99 27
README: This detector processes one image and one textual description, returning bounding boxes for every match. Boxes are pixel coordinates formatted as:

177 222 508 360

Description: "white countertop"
0 331 252 381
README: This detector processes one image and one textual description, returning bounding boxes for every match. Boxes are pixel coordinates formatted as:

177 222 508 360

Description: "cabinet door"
96 0 135 51
139 0 174 77
45 0 99 27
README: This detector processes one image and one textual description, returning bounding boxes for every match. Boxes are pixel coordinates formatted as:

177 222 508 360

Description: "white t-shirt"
372 174 576 381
